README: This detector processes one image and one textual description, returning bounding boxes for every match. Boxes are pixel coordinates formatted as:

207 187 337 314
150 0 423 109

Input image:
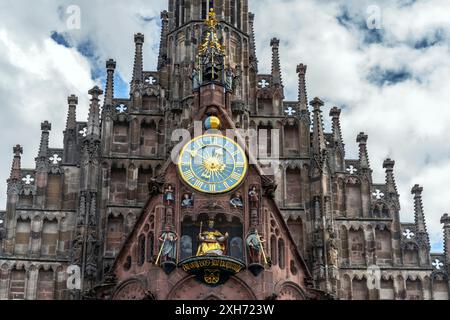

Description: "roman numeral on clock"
194 180 204 189
230 172 241 181
209 184 216 192
184 170 194 180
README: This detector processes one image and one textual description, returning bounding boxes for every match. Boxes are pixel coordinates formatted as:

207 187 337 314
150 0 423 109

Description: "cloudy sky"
0 0 449 251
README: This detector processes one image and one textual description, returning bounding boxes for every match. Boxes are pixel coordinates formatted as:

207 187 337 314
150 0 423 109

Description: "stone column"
26 265 39 300
0 265 10 300
30 216 43 257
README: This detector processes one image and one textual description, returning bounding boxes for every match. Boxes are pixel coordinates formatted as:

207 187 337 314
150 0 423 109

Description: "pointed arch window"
278 239 285 269
138 234 146 266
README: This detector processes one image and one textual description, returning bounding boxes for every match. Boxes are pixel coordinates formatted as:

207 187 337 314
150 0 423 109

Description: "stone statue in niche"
246 228 266 264
191 65 201 90
233 65 242 99
180 235 193 260
157 226 179 263
230 191 244 209
225 66 234 91
230 237 243 260
327 235 339 267
164 184 175 206
196 219 229 256
249 186 260 209
181 193 194 208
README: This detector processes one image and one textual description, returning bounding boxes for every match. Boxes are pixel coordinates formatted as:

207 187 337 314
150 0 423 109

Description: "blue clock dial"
178 134 248 194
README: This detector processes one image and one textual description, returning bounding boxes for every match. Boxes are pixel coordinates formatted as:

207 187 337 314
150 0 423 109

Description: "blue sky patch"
414 29 446 49
50 31 71 48
367 66 412 86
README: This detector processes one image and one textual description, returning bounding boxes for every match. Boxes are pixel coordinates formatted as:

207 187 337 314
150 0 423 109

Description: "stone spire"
38 121 52 158
131 33 144 90
441 213 450 265
357 132 370 170
383 159 399 197
104 59 116 107
248 12 258 73
412 185 428 234
158 11 169 71
297 64 308 110
8 145 23 182
329 107 344 149
270 38 283 87
86 86 103 139
310 97 326 156
66 95 78 131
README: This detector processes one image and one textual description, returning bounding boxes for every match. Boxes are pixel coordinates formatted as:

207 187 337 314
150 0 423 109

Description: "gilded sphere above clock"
204 116 221 130
178 134 248 194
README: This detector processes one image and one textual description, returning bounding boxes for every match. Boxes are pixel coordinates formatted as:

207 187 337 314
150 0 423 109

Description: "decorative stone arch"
401 241 420 266
112 278 149 300
431 271 449 300
167 275 257 300
344 176 362 218
405 274 423 300
274 281 306 300
351 274 369 300
348 225 366 266
340 273 352 299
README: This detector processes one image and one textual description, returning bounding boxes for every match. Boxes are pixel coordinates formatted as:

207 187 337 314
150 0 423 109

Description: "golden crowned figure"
196 219 229 256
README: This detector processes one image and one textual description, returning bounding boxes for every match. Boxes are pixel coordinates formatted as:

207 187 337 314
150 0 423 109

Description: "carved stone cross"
285 107 296 116
258 79 269 88
79 127 88 137
403 229 415 240
432 259 444 270
22 175 35 185
145 76 156 85
116 104 127 113
50 154 62 165
346 165 358 175
372 189 384 200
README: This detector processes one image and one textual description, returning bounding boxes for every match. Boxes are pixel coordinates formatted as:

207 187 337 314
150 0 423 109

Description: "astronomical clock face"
178 134 248 194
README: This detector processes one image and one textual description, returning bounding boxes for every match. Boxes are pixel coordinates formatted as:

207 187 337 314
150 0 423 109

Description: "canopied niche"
138 166 153 203
348 227 365 266
402 242 419 266
112 121 129 154
345 178 362 218
41 219 58 257
405 277 423 300
140 120 158 157
432 274 449 300
46 174 62 209
284 122 300 156
375 227 393 265
37 269 54 300
110 167 127 204
180 213 244 262
9 268 26 300
380 277 395 300
105 214 124 256
352 276 368 300
285 168 302 207
14 218 31 255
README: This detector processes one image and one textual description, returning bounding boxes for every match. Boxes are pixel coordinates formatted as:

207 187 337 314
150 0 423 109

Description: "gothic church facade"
0 0 449 300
